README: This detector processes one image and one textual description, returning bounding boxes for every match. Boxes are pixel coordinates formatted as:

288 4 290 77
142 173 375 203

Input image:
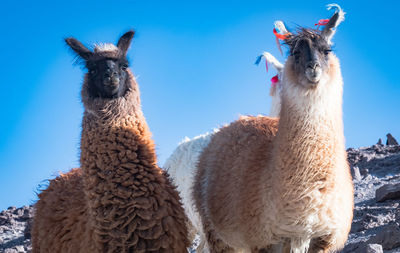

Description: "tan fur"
32 70 189 252
193 54 353 253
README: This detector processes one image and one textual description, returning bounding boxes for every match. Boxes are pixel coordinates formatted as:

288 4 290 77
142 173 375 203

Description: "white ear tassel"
274 20 289 35
257 52 284 72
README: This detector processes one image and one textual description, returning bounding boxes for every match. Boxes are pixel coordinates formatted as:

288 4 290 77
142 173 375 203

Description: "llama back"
193 116 279 249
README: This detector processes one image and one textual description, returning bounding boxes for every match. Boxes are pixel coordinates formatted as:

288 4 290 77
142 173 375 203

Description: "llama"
32 31 189 253
169 4 353 253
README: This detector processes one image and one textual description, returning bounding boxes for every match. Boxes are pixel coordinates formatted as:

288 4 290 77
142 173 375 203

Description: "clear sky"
1 0 399 210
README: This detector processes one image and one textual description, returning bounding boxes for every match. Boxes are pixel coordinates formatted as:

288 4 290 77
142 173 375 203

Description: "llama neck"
272 63 346 195
80 97 159 250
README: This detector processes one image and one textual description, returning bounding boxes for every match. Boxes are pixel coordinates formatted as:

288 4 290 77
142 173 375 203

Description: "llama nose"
307 61 320 70
104 70 118 79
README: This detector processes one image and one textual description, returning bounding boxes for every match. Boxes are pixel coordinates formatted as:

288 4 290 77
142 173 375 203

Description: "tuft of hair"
284 28 329 54
94 43 119 53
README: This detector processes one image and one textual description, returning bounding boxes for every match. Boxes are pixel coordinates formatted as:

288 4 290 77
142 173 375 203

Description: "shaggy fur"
191 7 353 252
32 33 189 252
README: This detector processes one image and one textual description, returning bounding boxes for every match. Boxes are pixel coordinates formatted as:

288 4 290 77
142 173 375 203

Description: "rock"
365 244 383 253
21 207 33 220
14 245 24 252
375 183 400 202
24 219 32 239
4 249 18 253
352 166 362 181
354 243 383 253
0 205 34 253
367 224 400 250
386 133 399 146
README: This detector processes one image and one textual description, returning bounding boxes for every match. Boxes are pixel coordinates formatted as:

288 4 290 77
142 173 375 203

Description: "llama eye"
121 64 128 70
292 51 300 59
90 69 97 75
324 49 332 55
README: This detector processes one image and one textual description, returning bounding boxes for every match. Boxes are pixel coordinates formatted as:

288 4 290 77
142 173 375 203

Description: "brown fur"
32 70 189 252
193 53 353 252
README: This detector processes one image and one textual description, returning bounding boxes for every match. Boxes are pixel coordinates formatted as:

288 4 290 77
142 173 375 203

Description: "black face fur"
65 31 135 99
282 9 344 88
286 29 331 87
86 57 129 98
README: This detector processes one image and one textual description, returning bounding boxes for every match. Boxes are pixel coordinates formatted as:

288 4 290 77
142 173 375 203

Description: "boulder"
375 183 400 202
386 133 399 146
367 224 400 250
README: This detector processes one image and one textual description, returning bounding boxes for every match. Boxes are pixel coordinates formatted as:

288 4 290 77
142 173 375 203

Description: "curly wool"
32 71 189 253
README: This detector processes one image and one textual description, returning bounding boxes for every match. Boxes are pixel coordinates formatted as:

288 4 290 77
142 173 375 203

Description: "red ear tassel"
273 28 291 55
271 74 279 87
315 19 330 29
273 28 291 40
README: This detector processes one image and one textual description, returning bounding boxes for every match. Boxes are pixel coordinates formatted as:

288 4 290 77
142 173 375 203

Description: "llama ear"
321 4 345 44
117 30 135 56
65 38 93 60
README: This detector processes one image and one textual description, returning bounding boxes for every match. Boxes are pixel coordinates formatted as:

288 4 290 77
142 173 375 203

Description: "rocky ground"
1 135 400 253
341 138 400 253
0 206 33 253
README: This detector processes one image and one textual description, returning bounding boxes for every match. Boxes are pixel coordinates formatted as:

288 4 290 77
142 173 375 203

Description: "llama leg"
251 247 273 253
204 228 235 253
308 237 332 253
251 242 290 253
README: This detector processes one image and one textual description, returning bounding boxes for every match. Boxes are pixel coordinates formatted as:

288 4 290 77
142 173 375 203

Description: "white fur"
94 43 118 53
270 86 282 118
164 131 218 252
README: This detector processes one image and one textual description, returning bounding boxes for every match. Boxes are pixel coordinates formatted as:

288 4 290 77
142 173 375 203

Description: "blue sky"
1 0 399 210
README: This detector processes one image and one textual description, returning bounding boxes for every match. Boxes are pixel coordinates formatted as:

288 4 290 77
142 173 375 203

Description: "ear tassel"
255 52 282 91
273 21 291 56
255 54 269 72
270 74 279 96
315 19 330 29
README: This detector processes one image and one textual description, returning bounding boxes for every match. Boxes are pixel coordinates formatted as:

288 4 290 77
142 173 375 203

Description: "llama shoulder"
197 115 279 186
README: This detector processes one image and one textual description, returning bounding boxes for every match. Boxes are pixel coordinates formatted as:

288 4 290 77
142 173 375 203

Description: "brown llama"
190 5 353 253
32 31 189 252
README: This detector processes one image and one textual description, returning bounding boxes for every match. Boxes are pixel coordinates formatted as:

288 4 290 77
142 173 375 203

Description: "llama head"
65 31 135 99
284 4 345 89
